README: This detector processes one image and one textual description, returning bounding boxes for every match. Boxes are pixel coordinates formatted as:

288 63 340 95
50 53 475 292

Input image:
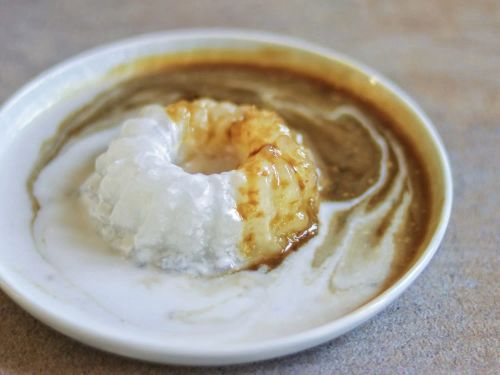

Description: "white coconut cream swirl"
81 105 245 275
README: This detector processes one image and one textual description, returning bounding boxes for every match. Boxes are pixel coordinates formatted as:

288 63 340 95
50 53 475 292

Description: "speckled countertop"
0 1 498 374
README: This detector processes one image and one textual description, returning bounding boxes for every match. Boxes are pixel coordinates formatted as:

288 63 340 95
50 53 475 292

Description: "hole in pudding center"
179 146 241 175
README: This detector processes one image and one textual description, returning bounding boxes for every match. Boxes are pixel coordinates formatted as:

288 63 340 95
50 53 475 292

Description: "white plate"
0 29 452 365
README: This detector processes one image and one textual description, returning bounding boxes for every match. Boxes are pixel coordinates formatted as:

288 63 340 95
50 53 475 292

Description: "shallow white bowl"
0 29 452 365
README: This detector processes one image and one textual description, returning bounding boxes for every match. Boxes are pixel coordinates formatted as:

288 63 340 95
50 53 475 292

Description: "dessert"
81 99 319 275
27 59 432 341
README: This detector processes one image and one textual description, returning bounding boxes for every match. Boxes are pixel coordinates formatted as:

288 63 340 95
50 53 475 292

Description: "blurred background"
0 1 498 374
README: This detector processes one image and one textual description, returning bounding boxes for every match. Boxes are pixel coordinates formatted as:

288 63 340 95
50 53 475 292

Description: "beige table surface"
0 1 498 374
